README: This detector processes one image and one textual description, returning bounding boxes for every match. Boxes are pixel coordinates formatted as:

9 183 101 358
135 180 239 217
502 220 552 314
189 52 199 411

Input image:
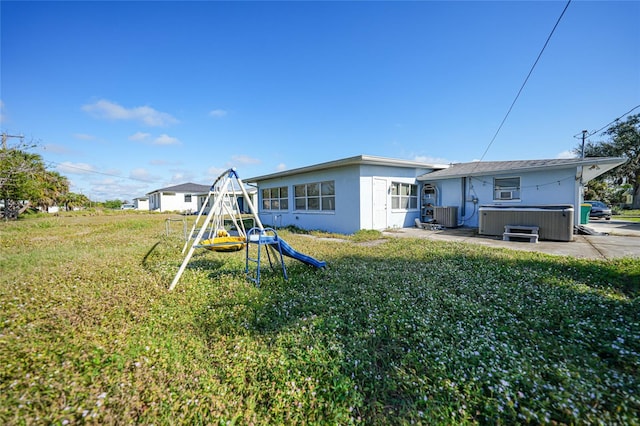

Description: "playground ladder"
245 227 288 286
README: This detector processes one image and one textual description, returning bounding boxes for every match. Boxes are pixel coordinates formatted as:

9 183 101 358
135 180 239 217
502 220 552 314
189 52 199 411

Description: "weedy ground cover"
1 214 639 425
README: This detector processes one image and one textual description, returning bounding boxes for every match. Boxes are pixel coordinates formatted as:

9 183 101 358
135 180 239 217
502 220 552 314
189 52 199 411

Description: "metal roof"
417 157 626 181
246 155 448 182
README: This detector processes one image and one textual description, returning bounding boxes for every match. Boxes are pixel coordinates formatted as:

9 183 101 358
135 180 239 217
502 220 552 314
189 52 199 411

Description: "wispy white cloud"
56 161 96 175
276 163 287 171
207 166 227 178
42 143 72 154
209 109 228 118
74 133 96 141
230 154 260 165
82 99 178 127
129 168 159 182
88 179 146 202
556 150 577 159
166 171 199 186
129 131 151 141
413 155 451 165
153 134 180 145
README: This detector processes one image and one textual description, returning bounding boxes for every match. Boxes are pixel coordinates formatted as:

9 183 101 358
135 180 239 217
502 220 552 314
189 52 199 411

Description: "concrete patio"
383 219 640 260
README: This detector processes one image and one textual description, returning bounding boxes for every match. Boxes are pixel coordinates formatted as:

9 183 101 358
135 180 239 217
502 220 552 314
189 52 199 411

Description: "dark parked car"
584 200 612 220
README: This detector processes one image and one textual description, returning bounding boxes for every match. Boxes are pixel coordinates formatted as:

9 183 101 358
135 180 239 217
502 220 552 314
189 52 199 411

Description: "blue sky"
2 1 639 202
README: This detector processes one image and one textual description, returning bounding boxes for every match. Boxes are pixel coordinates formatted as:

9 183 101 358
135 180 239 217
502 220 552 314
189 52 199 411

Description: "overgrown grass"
1 214 639 425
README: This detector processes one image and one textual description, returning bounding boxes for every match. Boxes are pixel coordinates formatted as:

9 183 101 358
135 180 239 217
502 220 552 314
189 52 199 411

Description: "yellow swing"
200 229 245 252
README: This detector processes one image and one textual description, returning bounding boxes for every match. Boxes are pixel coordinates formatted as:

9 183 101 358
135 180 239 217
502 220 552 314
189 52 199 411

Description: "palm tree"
33 171 69 212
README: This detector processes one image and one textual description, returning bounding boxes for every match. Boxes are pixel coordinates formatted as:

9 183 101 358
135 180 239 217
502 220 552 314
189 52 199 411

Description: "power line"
477 0 572 162
45 160 154 183
573 104 640 140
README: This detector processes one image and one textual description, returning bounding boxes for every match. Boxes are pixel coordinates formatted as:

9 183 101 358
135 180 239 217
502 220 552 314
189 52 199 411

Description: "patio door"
372 178 388 230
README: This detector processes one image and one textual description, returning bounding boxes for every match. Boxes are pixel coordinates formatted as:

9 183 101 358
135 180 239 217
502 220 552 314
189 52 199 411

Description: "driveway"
383 219 640 260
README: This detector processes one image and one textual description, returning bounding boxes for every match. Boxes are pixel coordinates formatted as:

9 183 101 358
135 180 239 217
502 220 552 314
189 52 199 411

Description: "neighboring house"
133 196 149 211
147 183 210 213
246 155 446 234
246 155 625 236
145 182 258 214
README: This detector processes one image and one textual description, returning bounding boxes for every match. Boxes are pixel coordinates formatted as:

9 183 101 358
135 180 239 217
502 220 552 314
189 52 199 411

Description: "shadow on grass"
187 237 640 424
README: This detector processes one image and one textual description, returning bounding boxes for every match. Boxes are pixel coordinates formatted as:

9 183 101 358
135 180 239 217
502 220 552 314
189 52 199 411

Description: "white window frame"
494 177 521 201
294 181 335 212
391 182 418 210
262 186 289 211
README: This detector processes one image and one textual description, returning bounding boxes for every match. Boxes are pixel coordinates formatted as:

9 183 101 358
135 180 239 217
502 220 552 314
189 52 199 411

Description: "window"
391 182 418 209
294 181 335 211
494 177 520 200
262 186 289 211
184 194 192 202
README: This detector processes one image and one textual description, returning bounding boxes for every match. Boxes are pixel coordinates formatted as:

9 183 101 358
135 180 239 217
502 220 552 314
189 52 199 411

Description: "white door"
372 178 388 230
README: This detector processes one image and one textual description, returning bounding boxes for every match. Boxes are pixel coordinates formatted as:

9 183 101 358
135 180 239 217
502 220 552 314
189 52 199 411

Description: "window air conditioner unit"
499 191 513 200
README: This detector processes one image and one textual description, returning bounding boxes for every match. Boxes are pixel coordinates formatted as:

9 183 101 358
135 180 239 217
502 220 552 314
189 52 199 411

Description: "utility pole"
1 132 24 149
581 130 588 159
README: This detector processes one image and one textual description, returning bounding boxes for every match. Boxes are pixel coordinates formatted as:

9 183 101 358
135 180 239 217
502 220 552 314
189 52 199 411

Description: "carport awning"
580 158 626 182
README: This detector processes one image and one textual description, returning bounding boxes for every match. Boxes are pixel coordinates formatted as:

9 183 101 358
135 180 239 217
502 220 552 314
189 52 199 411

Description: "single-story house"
246 155 625 238
246 155 447 234
133 196 149 210
145 182 257 214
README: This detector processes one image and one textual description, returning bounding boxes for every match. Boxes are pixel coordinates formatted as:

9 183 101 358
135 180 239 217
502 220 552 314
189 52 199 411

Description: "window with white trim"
262 186 289 211
391 182 418 209
184 194 192 202
294 181 335 211
494 177 520 200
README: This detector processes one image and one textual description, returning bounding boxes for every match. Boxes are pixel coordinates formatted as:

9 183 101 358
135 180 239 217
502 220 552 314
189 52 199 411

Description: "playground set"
169 169 326 291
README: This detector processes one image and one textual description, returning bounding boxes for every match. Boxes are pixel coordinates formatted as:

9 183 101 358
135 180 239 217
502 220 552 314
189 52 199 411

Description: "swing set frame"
169 168 264 290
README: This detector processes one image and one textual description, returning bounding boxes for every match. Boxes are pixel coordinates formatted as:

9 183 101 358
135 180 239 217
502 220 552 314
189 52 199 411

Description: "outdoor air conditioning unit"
434 206 458 228
499 191 513 200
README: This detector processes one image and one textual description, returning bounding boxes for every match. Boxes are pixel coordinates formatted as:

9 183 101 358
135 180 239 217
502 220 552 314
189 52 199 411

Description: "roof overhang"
579 158 627 182
247 155 448 182
417 157 626 181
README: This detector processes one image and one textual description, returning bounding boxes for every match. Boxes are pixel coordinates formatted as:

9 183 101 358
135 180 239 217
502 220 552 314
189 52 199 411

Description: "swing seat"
199 236 246 252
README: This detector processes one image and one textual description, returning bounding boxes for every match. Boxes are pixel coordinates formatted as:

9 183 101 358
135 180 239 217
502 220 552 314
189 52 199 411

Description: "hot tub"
479 205 574 242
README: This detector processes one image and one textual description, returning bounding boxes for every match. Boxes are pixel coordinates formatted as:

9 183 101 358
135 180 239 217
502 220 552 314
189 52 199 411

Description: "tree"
0 147 48 219
32 170 70 211
103 199 123 209
61 192 91 210
1 140 76 219
580 114 640 209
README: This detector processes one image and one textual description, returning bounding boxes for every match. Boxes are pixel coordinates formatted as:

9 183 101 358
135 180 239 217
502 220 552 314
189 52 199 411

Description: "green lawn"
616 209 640 222
1 213 639 425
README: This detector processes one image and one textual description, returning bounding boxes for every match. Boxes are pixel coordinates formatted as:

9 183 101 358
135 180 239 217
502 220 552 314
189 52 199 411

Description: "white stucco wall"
425 168 578 228
150 192 200 213
134 198 149 211
255 163 432 234
256 165 360 234
359 164 432 231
